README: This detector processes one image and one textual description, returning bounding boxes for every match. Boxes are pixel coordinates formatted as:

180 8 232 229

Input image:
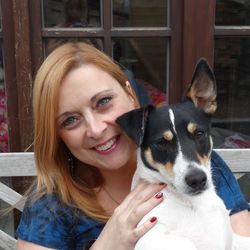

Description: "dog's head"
117 58 217 196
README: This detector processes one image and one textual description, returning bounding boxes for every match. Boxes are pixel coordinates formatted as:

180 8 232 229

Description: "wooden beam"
0 230 17 250
182 0 216 89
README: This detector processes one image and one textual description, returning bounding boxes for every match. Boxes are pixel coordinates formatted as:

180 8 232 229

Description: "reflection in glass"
44 38 103 56
216 0 250 25
0 42 8 152
113 0 168 27
42 0 101 28
213 38 250 148
113 38 168 105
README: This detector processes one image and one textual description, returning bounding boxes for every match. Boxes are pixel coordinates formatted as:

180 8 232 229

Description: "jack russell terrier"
116 58 250 250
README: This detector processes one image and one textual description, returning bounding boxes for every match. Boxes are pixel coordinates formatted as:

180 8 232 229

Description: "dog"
116 58 250 250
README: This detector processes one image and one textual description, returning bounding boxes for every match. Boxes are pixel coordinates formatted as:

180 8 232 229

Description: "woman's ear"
125 81 140 108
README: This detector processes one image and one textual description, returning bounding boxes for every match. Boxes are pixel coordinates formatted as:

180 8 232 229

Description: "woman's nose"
85 117 107 138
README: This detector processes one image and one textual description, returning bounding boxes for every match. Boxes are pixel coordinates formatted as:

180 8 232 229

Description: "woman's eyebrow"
90 89 113 103
57 111 71 121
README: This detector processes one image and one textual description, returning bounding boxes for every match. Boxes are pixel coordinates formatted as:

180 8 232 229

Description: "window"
38 0 171 107
214 0 250 149
214 0 250 201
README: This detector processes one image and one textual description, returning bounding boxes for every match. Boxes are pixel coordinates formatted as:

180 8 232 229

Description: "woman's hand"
91 180 165 250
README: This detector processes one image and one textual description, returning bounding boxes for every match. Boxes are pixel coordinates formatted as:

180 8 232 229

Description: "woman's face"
57 64 136 171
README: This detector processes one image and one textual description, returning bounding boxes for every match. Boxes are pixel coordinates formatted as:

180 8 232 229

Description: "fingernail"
150 216 157 223
154 192 163 199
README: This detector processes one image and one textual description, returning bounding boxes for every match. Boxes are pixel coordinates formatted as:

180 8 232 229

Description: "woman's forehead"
57 65 126 112
62 64 121 90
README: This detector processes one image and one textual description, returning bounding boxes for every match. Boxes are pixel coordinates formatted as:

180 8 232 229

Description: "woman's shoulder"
16 192 104 249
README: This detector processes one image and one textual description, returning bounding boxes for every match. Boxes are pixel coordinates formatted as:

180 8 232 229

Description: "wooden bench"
0 149 250 250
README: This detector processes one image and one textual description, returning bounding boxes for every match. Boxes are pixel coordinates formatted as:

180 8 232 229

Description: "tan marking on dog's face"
163 130 173 141
144 149 160 171
144 148 174 174
187 122 197 134
196 153 209 167
164 162 174 173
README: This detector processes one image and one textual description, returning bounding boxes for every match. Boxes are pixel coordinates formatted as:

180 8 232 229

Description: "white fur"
133 151 250 249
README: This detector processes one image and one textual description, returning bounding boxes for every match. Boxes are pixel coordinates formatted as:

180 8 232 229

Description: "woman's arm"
230 210 250 236
17 240 55 250
211 151 250 236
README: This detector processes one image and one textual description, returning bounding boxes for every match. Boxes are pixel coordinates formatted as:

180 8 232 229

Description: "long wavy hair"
32 42 138 222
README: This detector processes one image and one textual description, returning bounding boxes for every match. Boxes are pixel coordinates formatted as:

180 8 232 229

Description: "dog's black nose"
185 168 207 192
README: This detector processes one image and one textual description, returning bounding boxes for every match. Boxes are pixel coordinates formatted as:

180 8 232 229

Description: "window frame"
1 0 217 151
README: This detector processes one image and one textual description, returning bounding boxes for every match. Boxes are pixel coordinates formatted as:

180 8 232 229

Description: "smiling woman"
16 42 165 250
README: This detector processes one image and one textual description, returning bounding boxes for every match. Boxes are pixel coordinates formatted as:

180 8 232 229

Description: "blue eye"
61 115 80 128
97 96 113 108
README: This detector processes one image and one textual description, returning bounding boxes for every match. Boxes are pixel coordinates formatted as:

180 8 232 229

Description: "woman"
16 42 250 250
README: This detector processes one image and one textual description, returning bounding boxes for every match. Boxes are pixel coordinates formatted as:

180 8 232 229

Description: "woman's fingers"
127 191 163 225
114 180 165 229
119 180 165 213
132 216 158 241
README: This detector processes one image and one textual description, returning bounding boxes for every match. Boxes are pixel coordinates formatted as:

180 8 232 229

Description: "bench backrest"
0 149 250 249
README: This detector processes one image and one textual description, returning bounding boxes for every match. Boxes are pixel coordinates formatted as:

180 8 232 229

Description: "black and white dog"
117 59 250 250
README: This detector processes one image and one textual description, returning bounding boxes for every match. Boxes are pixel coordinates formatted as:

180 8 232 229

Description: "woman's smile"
93 135 120 155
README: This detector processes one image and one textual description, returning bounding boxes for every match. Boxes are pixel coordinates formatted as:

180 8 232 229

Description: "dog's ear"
186 58 217 114
116 105 154 146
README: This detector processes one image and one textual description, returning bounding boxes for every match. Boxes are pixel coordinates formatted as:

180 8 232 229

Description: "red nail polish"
150 216 157 223
154 192 163 199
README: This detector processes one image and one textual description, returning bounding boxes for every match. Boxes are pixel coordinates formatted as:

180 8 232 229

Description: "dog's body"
132 150 232 250
117 59 250 250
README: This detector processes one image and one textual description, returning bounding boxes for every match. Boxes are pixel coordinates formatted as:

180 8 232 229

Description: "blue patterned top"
16 151 250 249
16 193 104 249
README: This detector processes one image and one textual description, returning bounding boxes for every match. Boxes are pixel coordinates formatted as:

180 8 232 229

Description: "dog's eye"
194 130 205 139
154 138 169 151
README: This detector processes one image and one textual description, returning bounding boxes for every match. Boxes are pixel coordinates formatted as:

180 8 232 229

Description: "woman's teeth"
95 138 116 151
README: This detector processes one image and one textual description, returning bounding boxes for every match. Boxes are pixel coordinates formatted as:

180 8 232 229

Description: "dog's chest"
136 189 232 250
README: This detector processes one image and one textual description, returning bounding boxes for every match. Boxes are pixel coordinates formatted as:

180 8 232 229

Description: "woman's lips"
93 135 120 155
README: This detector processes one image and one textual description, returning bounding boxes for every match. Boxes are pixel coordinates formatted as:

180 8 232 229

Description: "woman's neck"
100 152 136 192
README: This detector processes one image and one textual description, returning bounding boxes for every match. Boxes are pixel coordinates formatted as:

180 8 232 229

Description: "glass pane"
113 0 168 27
42 0 101 28
213 37 250 149
0 42 8 153
44 38 103 55
216 0 250 25
113 38 168 106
